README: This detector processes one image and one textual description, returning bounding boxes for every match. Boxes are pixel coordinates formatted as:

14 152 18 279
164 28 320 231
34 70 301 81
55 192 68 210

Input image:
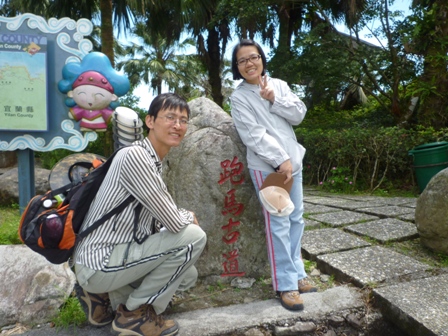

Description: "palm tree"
0 0 146 65
141 0 232 107
116 23 196 95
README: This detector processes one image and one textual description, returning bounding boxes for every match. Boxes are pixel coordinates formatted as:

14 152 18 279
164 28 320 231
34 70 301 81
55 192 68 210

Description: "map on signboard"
0 33 47 131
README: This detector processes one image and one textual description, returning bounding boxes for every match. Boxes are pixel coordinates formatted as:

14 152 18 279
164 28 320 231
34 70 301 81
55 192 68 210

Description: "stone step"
373 272 448 336
302 193 448 336
21 286 368 336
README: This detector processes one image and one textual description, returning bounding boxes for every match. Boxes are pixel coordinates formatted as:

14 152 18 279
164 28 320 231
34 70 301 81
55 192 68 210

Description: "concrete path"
20 190 448 336
302 189 448 336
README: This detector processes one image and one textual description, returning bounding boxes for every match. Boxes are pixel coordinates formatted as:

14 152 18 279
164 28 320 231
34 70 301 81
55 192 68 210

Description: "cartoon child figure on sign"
58 52 130 132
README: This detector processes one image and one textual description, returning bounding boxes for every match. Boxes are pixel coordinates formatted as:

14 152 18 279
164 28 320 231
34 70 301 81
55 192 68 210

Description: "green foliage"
406 79 442 104
300 100 395 130
37 149 77 170
438 253 448 267
304 259 316 274
51 295 86 329
0 207 21 245
317 166 354 193
298 121 448 193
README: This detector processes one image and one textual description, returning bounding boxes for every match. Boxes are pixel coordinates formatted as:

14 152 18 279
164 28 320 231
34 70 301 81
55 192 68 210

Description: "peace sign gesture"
259 75 275 103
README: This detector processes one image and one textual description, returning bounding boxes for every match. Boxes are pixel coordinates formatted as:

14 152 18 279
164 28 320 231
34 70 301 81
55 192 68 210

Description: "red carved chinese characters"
222 218 241 244
221 189 244 216
219 156 246 277
222 249 245 277
218 156 245 185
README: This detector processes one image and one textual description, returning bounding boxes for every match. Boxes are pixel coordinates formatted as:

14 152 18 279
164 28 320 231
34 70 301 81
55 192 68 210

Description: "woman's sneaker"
112 303 179 336
298 278 318 294
279 290 304 311
75 283 114 327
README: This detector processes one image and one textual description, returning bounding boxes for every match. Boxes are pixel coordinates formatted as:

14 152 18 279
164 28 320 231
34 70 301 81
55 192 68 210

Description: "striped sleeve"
120 145 192 233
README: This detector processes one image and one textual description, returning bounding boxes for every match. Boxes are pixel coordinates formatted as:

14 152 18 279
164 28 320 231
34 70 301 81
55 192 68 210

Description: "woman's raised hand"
259 75 275 103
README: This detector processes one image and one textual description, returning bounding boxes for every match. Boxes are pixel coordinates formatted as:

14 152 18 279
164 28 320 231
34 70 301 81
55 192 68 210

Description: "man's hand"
190 211 199 226
259 75 275 103
276 159 293 184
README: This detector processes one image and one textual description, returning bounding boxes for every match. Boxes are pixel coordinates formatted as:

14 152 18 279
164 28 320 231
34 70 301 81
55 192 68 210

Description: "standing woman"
230 39 316 311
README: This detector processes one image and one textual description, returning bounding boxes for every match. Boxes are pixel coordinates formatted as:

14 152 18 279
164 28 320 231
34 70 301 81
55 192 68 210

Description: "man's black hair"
148 92 190 119
145 93 190 132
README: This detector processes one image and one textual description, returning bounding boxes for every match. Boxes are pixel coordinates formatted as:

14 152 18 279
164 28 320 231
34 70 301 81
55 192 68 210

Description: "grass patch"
51 295 86 329
304 259 316 274
0 206 22 245
390 239 448 268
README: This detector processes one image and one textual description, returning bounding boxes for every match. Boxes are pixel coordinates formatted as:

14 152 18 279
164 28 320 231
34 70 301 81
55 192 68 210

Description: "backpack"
19 148 135 264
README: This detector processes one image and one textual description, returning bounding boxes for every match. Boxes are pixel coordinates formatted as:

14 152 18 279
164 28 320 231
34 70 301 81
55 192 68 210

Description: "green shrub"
298 125 448 193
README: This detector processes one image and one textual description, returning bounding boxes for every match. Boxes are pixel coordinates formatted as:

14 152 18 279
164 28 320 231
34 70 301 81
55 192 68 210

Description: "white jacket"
230 77 307 174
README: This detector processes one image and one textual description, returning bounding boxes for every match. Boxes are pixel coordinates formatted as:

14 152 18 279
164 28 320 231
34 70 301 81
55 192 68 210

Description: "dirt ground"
164 266 340 315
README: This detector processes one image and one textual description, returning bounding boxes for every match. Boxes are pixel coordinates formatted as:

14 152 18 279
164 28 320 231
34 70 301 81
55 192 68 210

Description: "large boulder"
0 167 50 206
0 245 76 327
415 168 448 254
163 97 270 279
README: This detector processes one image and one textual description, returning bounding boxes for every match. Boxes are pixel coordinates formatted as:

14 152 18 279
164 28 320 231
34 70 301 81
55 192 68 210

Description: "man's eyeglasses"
163 114 189 127
236 54 261 67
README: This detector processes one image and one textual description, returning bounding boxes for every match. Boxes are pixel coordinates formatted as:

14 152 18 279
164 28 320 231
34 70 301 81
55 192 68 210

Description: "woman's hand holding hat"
276 159 293 184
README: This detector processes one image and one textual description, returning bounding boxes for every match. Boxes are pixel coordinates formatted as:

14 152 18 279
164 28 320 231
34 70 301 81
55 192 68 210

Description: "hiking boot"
279 290 304 311
75 283 114 327
112 303 179 336
298 278 318 294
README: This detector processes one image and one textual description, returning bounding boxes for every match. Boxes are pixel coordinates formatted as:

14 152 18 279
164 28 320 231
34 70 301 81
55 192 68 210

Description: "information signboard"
0 33 48 131
0 14 98 152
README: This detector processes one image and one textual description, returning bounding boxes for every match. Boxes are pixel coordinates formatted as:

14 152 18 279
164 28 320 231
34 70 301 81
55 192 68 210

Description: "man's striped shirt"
74 138 193 270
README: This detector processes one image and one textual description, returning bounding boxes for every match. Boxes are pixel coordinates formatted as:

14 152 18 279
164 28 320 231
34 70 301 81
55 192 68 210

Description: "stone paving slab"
338 195 384 201
308 210 379 227
304 218 322 228
399 201 417 209
397 212 415 222
358 205 414 218
302 228 371 260
304 203 343 214
373 273 448 336
316 246 432 287
344 218 419 243
305 198 396 211
303 197 363 207
338 196 416 207
325 200 387 210
382 197 417 207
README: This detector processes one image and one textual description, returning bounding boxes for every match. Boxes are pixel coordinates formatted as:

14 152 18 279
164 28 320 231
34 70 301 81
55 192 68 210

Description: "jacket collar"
133 138 162 173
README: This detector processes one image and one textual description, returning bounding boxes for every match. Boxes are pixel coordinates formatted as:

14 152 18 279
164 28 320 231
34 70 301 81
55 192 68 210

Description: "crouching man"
74 93 207 336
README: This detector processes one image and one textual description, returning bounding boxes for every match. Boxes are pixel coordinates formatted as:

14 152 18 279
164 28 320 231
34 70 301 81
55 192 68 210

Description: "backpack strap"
77 195 135 239
75 146 142 241
132 204 150 244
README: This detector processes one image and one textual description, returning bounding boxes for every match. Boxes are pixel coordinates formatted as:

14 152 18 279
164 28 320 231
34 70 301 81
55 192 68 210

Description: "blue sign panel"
0 14 98 152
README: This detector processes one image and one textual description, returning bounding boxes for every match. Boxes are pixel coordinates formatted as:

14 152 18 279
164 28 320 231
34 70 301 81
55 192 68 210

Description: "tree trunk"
269 3 301 84
206 27 224 107
100 0 115 157
416 0 448 128
100 0 114 66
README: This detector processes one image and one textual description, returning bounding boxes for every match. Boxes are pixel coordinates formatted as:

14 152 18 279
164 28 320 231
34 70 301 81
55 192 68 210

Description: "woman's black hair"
231 39 267 81
145 93 190 131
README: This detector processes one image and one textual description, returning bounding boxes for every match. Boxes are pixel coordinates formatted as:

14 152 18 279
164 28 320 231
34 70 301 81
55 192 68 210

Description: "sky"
129 0 412 110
